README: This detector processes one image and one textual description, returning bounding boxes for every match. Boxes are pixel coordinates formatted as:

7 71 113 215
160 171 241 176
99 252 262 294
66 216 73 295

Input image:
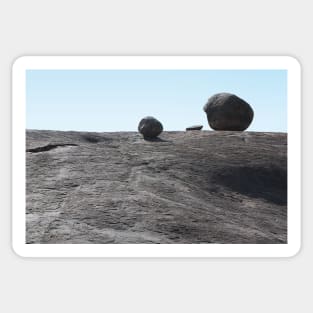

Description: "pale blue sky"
26 70 287 132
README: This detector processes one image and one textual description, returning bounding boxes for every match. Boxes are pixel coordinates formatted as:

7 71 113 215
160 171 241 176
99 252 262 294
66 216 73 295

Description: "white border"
12 56 301 258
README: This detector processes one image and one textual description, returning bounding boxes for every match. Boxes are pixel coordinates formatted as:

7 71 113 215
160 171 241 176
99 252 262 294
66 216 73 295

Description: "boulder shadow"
143 137 169 142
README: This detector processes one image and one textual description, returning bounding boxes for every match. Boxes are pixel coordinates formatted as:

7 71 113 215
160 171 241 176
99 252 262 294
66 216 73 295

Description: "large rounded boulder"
138 116 163 139
203 93 254 131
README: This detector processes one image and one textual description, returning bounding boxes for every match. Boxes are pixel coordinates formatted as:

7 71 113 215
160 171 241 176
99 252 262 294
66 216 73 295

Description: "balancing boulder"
138 116 163 139
203 93 254 131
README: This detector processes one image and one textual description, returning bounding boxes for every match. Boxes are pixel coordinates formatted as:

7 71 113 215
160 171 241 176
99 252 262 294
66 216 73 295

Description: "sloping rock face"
26 130 287 244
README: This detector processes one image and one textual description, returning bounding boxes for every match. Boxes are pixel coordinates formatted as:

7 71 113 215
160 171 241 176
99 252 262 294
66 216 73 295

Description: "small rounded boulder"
138 116 163 139
203 93 254 131
186 125 203 131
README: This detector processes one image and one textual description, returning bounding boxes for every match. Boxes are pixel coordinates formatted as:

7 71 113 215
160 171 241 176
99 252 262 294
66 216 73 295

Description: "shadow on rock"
213 165 287 205
81 134 114 144
143 137 169 142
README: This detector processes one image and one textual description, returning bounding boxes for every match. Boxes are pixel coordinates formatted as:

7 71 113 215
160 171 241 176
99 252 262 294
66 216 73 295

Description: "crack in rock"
26 143 78 153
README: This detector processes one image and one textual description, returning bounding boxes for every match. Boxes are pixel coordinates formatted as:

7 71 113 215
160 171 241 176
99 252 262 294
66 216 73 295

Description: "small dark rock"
138 116 163 139
186 125 203 131
203 93 254 131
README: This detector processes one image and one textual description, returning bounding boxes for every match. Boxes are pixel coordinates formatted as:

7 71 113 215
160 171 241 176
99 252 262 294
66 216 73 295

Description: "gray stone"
26 129 287 244
203 93 254 131
138 116 163 138
186 125 203 131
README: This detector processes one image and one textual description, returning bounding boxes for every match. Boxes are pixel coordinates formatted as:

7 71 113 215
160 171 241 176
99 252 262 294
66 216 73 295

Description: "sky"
26 69 287 132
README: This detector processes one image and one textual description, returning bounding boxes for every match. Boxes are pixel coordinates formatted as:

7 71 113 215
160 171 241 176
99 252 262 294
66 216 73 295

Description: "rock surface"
26 130 287 244
186 125 203 131
203 93 254 131
138 116 163 138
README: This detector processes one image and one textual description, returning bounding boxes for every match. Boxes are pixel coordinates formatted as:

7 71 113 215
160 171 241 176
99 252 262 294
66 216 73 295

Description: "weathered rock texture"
203 93 254 131
26 130 287 244
138 116 163 139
